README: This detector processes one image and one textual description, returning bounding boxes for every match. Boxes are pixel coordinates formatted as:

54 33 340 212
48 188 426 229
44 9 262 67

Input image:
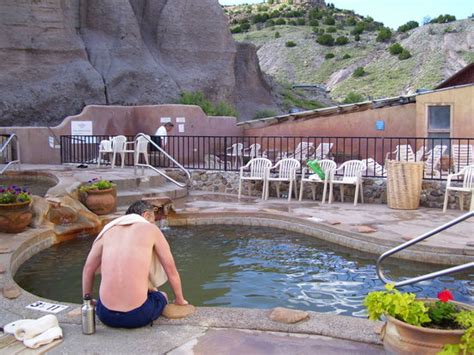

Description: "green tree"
316 34 335 46
335 36 349 45
389 43 403 55
398 20 419 32
398 49 412 60
323 16 335 25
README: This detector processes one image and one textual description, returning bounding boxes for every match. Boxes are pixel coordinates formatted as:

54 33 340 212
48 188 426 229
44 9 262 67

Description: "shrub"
323 16 335 25
354 34 360 41
265 19 275 27
353 67 366 77
296 18 306 26
398 20 419 33
230 25 242 34
398 49 412 60
274 31 281 39
178 91 237 117
241 22 251 31
326 26 337 33
335 36 349 45
309 19 319 27
430 14 456 24
345 17 357 26
285 41 297 47
253 109 278 119
389 43 403 55
325 53 335 59
376 27 392 42
316 34 335 46
212 101 238 117
342 92 364 103
351 22 365 35
275 18 286 25
342 53 351 59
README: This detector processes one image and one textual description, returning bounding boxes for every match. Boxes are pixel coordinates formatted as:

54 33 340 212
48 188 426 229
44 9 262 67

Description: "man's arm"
152 226 187 305
82 239 103 297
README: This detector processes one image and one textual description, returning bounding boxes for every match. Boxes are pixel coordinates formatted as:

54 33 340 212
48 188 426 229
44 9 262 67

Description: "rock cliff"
0 0 275 126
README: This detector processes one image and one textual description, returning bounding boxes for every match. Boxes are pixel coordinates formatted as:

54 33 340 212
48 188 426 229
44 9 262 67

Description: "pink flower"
437 289 454 303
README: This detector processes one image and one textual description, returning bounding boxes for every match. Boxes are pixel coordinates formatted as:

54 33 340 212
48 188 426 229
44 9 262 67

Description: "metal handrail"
133 133 191 188
0 134 21 174
376 211 474 287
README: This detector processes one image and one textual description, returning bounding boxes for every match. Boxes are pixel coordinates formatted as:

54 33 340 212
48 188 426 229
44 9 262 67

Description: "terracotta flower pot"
81 188 116 215
381 299 472 355
0 200 33 233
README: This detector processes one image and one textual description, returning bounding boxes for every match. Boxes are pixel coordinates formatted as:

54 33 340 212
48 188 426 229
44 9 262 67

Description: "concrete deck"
0 164 473 354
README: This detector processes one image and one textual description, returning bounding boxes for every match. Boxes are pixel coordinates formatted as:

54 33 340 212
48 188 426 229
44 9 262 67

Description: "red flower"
437 289 454 302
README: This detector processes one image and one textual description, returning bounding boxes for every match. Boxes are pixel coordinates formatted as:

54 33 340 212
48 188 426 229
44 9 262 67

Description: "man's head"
164 122 174 133
126 200 155 223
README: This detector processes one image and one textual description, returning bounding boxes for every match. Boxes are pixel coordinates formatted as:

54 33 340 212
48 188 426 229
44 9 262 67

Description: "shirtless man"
82 200 187 328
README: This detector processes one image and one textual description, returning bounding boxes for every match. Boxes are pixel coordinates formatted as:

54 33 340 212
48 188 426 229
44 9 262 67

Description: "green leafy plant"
353 66 366 78
0 186 31 204
285 40 297 47
79 178 115 193
364 285 474 354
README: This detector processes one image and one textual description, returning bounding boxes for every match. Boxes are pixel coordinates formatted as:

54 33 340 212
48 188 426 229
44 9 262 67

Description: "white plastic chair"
287 142 315 161
443 165 474 213
97 139 113 167
134 134 150 166
226 143 244 169
243 143 261 159
238 158 272 199
362 158 386 177
263 158 300 201
312 142 334 160
452 144 473 173
329 160 366 206
424 145 447 178
110 135 134 168
386 144 415 162
415 145 428 162
205 154 231 170
299 159 337 203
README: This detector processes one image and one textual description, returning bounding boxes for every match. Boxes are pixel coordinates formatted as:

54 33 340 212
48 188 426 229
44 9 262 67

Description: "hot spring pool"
0 174 57 197
15 225 473 316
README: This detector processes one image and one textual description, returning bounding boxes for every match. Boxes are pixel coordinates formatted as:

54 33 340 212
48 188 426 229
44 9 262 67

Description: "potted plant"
0 185 33 233
79 178 117 215
364 284 474 354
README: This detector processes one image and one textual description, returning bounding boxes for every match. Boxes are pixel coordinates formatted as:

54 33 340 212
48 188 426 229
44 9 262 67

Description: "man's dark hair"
126 200 154 216
164 122 174 127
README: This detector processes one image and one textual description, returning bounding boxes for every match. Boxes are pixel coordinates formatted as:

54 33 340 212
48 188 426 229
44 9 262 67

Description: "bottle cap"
83 293 92 301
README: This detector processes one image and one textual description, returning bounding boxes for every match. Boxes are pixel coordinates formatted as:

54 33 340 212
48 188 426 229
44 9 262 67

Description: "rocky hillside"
0 0 275 126
227 2 474 103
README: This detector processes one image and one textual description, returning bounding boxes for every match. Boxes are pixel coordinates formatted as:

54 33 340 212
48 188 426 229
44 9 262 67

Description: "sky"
218 0 473 29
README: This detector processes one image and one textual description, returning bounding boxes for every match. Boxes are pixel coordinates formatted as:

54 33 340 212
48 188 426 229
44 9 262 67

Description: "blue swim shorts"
96 291 168 328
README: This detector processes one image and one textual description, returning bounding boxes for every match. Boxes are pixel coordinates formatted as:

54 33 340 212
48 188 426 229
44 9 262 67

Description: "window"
427 105 451 139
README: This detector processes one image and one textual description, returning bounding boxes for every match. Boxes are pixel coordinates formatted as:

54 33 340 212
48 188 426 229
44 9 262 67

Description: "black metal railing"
60 135 474 180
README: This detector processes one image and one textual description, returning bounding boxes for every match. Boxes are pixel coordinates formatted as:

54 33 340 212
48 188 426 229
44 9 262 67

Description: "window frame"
426 104 452 138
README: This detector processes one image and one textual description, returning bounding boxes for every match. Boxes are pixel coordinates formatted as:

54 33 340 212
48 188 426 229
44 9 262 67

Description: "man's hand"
174 299 189 306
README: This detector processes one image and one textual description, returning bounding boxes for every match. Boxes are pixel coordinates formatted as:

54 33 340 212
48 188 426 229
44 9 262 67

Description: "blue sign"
375 120 385 131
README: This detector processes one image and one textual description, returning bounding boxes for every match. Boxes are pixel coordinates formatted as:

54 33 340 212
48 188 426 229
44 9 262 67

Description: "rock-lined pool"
15 225 473 316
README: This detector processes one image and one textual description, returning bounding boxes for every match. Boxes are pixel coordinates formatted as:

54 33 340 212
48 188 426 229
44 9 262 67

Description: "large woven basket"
386 160 424 210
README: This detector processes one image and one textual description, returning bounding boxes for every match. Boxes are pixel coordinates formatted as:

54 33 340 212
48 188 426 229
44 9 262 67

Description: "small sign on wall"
176 117 186 123
160 117 171 123
178 124 185 133
71 121 92 135
375 120 385 131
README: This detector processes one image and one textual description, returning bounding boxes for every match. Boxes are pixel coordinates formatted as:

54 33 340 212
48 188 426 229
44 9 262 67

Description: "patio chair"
205 154 231 170
286 142 315 161
226 143 244 169
97 139 113 167
362 158 386 177
311 142 334 160
238 158 272 199
423 145 447 178
134 134 150 166
299 159 337 203
415 145 428 162
386 144 415 162
442 165 474 213
328 160 366 206
243 143 262 159
109 135 134 168
263 158 300 201
452 144 473 173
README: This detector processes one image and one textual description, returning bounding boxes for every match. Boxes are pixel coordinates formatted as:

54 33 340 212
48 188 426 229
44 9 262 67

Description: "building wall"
0 105 242 164
415 85 474 137
242 104 416 138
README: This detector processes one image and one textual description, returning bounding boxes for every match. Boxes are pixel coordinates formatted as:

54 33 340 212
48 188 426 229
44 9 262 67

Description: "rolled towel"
14 315 58 341
23 326 63 349
3 319 33 335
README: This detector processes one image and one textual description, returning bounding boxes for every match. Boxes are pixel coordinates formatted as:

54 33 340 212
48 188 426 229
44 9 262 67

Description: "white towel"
3 319 33 335
95 214 168 289
23 326 63 349
14 314 58 341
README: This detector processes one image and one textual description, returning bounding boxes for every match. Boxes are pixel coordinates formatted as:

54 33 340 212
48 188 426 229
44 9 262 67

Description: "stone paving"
0 164 473 354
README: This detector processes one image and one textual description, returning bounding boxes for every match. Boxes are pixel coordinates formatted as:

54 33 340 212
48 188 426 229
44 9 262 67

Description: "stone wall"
189 170 468 210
